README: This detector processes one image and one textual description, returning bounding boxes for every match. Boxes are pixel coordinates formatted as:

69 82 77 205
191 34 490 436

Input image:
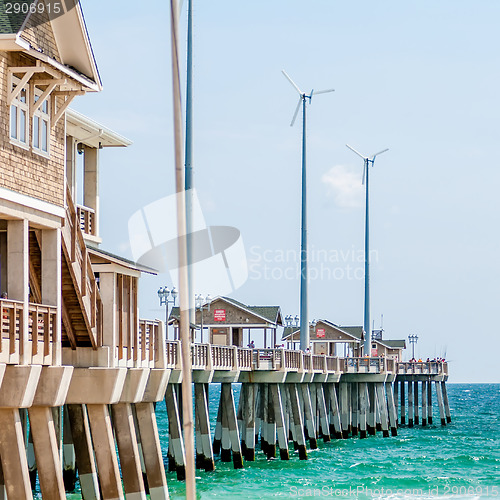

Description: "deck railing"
159 342 448 377
76 205 96 237
0 299 57 363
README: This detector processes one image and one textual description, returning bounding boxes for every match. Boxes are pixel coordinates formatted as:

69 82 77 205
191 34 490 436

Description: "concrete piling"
270 384 289 460
316 384 330 442
435 381 446 426
165 385 186 480
385 382 398 437
194 384 215 471
375 383 390 438
134 403 170 500
301 385 318 448
421 380 427 426
400 380 406 426
427 381 433 425
242 384 256 461
86 404 124 500
287 385 307 460
351 383 359 437
62 406 77 492
66 405 100 500
358 382 368 439
221 383 243 469
413 381 419 425
339 383 350 439
327 384 342 439
442 382 452 423
408 380 414 428
367 383 376 435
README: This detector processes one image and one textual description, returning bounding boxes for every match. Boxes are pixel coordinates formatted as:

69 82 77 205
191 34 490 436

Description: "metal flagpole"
169 0 195 498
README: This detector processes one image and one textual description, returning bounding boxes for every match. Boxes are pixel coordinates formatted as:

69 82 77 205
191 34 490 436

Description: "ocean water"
62 383 499 500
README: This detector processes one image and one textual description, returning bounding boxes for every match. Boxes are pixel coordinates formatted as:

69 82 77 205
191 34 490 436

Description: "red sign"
316 328 326 338
214 309 226 321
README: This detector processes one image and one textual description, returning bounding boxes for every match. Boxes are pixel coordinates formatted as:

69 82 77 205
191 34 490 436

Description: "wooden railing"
62 186 102 348
396 361 446 375
77 205 96 237
0 299 57 363
158 341 448 377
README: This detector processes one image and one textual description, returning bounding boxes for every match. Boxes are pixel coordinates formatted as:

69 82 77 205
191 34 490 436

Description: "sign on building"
316 328 326 338
214 309 226 321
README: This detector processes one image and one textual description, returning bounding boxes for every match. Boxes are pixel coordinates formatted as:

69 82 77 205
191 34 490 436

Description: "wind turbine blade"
371 148 389 160
290 98 301 127
282 70 302 95
346 144 366 160
362 162 366 185
314 88 335 95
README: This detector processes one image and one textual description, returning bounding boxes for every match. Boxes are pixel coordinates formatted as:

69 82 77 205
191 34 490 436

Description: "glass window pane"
41 120 48 152
20 110 26 143
42 100 48 114
33 117 39 148
10 105 17 139
20 89 26 103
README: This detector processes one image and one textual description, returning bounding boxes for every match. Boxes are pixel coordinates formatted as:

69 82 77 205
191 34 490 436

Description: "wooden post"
442 382 452 423
287 385 307 460
400 379 406 426
66 405 100 500
110 404 146 500
375 383 390 438
270 384 289 460
86 404 124 500
165 385 186 480
0 408 32 500
134 403 170 499
386 382 398 436
221 383 243 469
358 382 368 439
435 381 446 426
421 380 427 426
408 380 414 428
194 384 214 471
300 385 317 449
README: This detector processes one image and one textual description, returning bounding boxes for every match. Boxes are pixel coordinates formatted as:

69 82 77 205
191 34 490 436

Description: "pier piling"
287 385 307 460
441 382 452 423
165 385 186 479
408 380 414 428
359 382 368 439
367 383 376 435
270 384 289 460
421 380 427 426
414 381 419 425
375 383 390 438
386 382 398 436
435 381 446 426
400 380 406 426
427 381 433 425
301 385 318 448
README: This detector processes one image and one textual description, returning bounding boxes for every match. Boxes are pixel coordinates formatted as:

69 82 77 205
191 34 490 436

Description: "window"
32 91 50 155
9 77 29 147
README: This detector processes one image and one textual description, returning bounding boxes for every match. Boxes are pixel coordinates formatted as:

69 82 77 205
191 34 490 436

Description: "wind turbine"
346 144 388 357
282 70 334 351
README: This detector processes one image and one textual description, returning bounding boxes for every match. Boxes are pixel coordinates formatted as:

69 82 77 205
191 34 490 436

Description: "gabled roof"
88 247 157 275
0 1 101 90
338 326 364 341
376 339 406 349
281 320 362 343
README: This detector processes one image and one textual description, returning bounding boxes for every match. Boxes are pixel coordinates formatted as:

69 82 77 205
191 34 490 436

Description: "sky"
72 0 500 383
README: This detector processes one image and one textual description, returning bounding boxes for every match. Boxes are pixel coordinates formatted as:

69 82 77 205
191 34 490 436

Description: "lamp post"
408 334 418 360
195 294 212 343
157 286 178 340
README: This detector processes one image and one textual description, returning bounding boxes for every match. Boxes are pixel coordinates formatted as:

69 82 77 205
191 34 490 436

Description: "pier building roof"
282 320 363 343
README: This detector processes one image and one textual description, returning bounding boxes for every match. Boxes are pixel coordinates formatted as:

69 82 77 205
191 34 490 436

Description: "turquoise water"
63 384 499 499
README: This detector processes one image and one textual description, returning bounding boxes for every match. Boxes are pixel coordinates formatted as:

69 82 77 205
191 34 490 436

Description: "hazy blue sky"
73 0 500 383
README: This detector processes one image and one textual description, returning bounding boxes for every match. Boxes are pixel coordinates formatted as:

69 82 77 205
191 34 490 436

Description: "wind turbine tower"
282 70 334 351
346 144 388 356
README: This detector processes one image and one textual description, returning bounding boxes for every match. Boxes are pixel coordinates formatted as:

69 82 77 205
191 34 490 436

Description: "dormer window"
9 77 29 147
33 91 50 155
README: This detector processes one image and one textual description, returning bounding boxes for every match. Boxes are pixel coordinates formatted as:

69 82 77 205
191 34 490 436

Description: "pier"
0 2 453 498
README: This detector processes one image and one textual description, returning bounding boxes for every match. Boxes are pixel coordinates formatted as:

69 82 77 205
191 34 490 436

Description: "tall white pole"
169 0 196 498
363 158 371 356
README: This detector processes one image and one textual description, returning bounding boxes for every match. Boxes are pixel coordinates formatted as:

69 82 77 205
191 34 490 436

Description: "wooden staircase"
61 187 102 348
